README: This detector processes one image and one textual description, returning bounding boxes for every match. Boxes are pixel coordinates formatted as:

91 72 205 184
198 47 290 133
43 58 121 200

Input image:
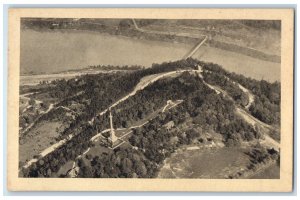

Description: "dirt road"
223 76 255 109
22 69 187 170
236 108 279 151
91 69 201 124
20 64 278 173
21 103 54 135
198 72 279 151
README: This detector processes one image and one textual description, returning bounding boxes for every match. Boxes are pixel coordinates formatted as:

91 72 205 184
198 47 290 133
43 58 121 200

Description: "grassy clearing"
30 92 58 105
250 163 280 179
87 143 112 158
158 146 251 179
19 121 62 164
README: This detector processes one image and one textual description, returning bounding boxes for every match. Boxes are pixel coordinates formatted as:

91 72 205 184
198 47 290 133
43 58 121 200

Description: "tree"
121 158 133 175
80 165 93 178
186 128 200 143
135 161 147 177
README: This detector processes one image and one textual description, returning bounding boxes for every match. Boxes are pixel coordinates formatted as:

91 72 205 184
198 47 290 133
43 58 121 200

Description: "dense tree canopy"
22 58 278 178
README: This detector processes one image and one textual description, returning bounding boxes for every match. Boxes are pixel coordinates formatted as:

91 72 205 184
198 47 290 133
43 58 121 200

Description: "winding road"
20 63 279 173
21 91 83 135
195 70 279 151
20 103 54 135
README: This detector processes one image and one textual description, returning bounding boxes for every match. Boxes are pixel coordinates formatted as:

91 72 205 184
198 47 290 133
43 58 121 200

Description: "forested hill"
21 58 280 178
193 60 280 125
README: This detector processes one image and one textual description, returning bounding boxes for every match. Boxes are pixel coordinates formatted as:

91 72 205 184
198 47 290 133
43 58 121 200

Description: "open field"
26 91 58 105
19 121 62 164
158 146 251 179
86 144 112 159
250 163 280 179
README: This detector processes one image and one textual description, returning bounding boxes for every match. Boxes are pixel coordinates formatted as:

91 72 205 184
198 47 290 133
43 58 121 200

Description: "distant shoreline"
22 25 281 64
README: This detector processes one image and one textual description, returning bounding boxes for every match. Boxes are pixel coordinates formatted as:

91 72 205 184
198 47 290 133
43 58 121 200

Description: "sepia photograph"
7 8 294 191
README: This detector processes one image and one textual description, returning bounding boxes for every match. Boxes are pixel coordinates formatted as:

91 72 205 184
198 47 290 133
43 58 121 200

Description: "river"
193 46 280 82
21 29 280 82
21 29 192 74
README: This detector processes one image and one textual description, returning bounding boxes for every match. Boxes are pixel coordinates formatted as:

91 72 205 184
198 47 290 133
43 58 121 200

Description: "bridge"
183 36 208 59
131 18 208 60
